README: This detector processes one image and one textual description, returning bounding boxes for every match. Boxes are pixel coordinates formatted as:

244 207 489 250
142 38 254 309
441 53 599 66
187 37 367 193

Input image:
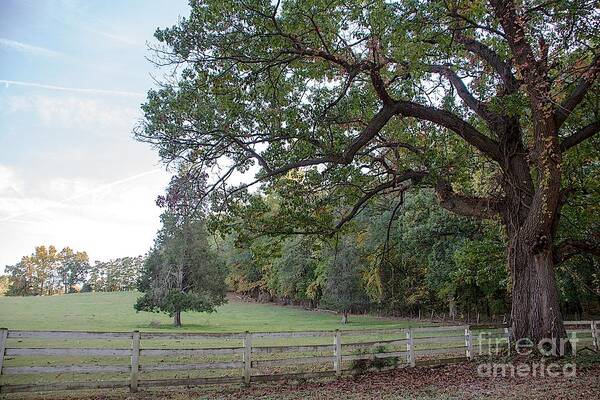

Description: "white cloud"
0 165 170 269
4 94 140 131
0 80 143 97
0 168 163 222
0 165 20 193
83 26 143 47
0 38 63 58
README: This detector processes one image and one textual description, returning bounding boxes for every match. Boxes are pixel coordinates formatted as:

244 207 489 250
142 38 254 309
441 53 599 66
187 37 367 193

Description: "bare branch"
334 170 428 230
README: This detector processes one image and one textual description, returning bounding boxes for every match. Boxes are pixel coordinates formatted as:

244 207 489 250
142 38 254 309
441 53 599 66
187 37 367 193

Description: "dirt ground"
15 359 600 400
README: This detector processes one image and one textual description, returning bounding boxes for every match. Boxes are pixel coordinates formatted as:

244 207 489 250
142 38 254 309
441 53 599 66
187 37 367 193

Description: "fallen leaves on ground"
20 361 600 400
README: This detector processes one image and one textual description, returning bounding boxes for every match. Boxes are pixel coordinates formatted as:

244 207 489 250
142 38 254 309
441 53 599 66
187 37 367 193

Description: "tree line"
130 173 597 327
222 189 599 323
2 246 144 296
84 256 145 292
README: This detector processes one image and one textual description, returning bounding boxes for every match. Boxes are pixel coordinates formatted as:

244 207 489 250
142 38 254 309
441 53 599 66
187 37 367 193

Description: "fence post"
465 327 473 360
130 330 140 393
591 321 598 351
406 328 415 367
504 327 511 356
243 331 252 385
0 328 7 378
333 329 342 377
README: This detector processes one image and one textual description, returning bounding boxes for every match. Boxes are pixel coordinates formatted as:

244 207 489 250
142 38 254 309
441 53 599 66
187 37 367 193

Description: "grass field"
1 293 597 399
0 291 411 333
0 291 424 390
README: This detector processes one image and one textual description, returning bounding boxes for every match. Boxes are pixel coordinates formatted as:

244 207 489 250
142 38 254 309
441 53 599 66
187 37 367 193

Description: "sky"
0 0 190 270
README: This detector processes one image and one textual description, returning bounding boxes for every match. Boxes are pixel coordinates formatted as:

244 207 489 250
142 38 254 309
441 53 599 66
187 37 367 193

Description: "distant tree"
322 238 370 324
0 275 11 296
6 246 61 296
85 262 103 292
5 245 91 296
5 260 34 296
274 236 318 303
33 245 60 295
135 214 228 326
222 236 265 296
57 248 90 293
85 256 144 292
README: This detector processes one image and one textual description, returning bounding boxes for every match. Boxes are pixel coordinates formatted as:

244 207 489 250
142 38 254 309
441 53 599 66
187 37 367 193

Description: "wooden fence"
0 321 597 395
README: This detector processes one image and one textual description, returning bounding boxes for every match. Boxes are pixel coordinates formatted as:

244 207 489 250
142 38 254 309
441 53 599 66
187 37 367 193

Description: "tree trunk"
341 311 348 324
448 297 457 320
498 133 568 351
174 262 184 328
508 234 567 348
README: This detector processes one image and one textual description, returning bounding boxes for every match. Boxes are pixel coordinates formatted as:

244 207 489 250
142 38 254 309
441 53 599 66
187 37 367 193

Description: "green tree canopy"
137 0 600 343
5 245 90 296
135 211 228 326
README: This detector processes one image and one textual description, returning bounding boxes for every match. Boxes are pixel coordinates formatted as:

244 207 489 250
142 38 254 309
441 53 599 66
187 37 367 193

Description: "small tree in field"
135 214 228 326
136 174 228 326
322 238 370 324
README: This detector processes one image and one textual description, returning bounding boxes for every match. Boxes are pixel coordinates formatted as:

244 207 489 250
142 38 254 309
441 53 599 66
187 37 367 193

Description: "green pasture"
0 291 413 333
0 292 437 388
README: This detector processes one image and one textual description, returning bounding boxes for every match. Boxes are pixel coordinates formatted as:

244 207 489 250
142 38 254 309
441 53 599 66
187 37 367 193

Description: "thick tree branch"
435 181 502 219
560 120 600 152
392 101 503 161
249 100 501 185
490 0 538 79
454 34 519 93
370 68 394 105
490 0 551 111
555 55 600 128
554 238 600 265
429 65 497 123
231 105 402 190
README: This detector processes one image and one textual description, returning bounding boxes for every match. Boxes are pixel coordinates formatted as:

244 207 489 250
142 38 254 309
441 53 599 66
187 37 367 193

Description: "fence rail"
0 321 597 395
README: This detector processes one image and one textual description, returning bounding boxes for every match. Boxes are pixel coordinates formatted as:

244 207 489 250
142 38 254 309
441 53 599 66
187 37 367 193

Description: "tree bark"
173 311 182 327
438 138 569 349
506 223 567 348
448 297 457 320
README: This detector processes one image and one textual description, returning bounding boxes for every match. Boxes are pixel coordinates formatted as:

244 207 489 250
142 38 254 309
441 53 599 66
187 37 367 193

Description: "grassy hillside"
0 291 412 332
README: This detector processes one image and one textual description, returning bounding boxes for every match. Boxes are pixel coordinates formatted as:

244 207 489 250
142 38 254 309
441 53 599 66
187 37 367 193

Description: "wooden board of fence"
0 321 596 395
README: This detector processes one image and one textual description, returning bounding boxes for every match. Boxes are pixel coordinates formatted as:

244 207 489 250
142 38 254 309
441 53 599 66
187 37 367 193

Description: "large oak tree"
137 0 600 344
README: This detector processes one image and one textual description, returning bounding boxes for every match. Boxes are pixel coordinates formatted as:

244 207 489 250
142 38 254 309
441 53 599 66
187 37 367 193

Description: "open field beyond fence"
0 291 408 332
